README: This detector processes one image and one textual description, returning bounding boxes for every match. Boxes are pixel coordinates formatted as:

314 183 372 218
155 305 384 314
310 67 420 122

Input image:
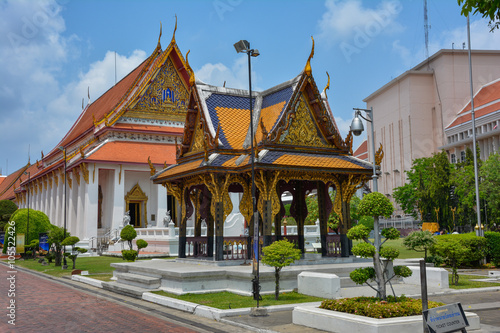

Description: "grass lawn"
13 256 127 278
449 274 500 289
152 290 324 309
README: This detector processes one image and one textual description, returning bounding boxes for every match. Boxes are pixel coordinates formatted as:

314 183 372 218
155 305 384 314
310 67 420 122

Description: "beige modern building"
363 49 500 211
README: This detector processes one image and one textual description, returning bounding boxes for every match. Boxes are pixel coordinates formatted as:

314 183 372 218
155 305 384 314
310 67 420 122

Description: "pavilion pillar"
274 213 282 241
340 200 351 257
178 187 189 259
207 206 214 258
262 200 273 247
317 181 329 257
214 201 224 261
295 182 306 254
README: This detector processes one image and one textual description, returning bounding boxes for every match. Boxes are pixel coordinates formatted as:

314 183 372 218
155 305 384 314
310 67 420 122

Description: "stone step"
115 272 161 289
101 281 157 299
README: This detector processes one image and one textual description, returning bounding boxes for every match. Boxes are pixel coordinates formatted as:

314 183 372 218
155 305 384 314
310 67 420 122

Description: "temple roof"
0 163 37 201
153 55 373 184
446 78 500 129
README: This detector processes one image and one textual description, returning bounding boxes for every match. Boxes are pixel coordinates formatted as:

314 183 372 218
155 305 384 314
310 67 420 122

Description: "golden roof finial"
147 156 156 176
304 36 315 76
322 71 330 98
171 14 177 43
375 143 384 166
157 21 162 48
185 50 195 86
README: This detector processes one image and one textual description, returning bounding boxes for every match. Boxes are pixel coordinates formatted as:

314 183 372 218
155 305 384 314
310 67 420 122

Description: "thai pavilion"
152 38 377 260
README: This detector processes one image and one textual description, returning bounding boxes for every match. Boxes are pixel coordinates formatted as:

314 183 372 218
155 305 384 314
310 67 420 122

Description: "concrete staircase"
102 271 161 298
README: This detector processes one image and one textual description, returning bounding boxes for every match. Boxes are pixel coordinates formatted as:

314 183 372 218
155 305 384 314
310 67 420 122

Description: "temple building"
10 27 191 245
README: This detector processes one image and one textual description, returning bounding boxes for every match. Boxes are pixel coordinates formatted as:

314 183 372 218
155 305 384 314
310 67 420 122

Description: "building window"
451 154 456 164
461 151 466 162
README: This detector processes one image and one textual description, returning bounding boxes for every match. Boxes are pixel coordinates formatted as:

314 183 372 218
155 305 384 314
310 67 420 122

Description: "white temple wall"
111 165 125 231
84 168 98 240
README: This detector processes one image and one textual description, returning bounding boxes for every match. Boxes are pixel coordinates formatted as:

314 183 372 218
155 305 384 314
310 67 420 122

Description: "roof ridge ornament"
171 14 177 44
322 71 330 98
157 21 162 49
304 36 314 76
185 50 195 86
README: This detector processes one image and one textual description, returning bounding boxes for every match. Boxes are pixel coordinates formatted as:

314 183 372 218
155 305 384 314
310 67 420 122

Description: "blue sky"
1 0 499 174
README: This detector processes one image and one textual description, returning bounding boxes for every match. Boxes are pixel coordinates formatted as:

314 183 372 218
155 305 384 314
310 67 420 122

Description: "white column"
54 178 62 227
111 167 125 231
156 184 168 227
68 173 77 237
77 179 85 238
84 170 98 240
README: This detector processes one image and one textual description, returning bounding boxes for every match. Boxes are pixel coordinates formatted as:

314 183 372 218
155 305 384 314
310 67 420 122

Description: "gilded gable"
127 57 189 121
279 94 331 148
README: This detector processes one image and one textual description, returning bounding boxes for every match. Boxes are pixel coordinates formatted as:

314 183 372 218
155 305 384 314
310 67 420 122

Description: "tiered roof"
154 40 373 183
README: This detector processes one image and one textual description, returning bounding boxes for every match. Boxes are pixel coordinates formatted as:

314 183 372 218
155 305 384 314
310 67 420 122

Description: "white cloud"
0 0 146 172
318 0 404 45
195 56 261 90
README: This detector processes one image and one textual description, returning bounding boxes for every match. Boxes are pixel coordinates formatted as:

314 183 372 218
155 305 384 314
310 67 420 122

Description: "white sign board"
423 303 469 333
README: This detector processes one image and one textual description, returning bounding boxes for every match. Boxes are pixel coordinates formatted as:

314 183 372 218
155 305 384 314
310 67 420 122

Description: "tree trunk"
275 268 281 300
373 252 387 300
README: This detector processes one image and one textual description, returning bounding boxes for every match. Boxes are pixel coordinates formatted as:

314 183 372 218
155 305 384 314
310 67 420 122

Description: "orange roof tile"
215 106 250 149
256 101 286 141
353 140 368 160
447 101 500 128
458 79 500 115
86 141 176 165
0 164 32 201
155 158 203 179
273 154 365 170
57 59 149 149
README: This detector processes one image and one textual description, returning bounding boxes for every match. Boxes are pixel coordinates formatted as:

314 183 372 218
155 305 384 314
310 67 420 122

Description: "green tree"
0 200 17 231
3 209 52 254
348 192 411 300
480 152 500 227
262 239 302 300
136 239 148 257
458 0 500 31
431 238 471 285
48 226 70 267
61 236 87 269
394 152 454 228
403 230 437 260
120 225 137 250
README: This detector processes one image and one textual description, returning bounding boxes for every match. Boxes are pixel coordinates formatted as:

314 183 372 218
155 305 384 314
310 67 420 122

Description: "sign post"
423 303 469 333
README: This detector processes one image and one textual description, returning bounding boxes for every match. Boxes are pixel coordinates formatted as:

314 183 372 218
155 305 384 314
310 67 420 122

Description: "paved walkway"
2 259 499 333
0 263 251 333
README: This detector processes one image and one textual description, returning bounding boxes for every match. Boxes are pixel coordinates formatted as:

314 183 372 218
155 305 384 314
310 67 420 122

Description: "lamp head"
251 49 260 57
350 113 364 136
58 146 65 152
234 40 250 53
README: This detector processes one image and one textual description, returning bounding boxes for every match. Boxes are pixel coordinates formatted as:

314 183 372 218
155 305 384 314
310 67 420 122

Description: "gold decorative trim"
148 156 156 176
81 163 89 184
375 143 384 166
74 167 80 186
304 36 314 76
125 183 149 227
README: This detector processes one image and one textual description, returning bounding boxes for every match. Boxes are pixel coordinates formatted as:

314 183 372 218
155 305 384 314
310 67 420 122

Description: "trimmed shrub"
0 200 17 230
136 239 148 257
122 249 138 262
3 209 52 254
320 295 445 318
120 225 137 250
432 233 487 266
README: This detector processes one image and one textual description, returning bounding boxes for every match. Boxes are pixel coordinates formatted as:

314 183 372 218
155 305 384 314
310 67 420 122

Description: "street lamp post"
24 171 30 247
234 39 261 307
58 146 68 269
350 107 380 249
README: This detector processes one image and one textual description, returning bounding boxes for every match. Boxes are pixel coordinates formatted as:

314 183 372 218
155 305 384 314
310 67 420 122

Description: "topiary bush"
120 225 137 250
431 233 487 267
3 209 52 254
136 239 148 257
403 230 436 261
122 249 138 262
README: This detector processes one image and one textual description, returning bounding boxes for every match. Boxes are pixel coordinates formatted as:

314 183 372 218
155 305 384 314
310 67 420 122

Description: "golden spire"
157 21 162 48
171 14 177 44
304 36 315 76
185 50 195 86
322 71 330 98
